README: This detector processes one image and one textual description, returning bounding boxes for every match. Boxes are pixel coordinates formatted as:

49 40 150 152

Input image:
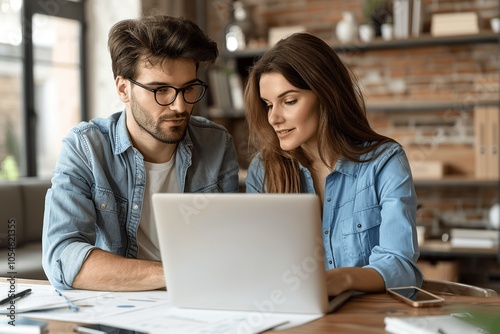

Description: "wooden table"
11 279 500 333
268 293 500 333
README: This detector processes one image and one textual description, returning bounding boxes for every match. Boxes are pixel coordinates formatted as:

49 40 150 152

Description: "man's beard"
130 97 190 144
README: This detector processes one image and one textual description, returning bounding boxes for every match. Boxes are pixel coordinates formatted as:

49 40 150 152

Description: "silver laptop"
152 193 352 315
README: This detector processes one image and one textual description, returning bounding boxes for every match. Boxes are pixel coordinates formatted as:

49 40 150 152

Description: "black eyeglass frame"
128 78 208 106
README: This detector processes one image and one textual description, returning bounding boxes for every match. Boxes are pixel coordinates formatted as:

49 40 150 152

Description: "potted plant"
360 0 390 42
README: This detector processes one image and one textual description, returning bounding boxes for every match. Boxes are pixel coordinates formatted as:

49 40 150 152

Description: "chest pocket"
93 188 128 248
339 205 381 265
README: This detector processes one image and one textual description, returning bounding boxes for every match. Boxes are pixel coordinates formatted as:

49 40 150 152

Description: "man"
42 15 239 291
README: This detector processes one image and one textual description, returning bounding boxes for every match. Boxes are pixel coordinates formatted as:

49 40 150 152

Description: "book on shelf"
474 106 500 180
450 228 499 249
411 0 422 37
393 0 424 39
431 12 479 37
393 0 410 39
207 67 245 117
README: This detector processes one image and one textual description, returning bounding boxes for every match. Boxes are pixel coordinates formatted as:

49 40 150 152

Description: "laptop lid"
152 193 330 314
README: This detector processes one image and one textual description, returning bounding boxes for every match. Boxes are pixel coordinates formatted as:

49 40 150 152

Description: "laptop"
152 193 353 315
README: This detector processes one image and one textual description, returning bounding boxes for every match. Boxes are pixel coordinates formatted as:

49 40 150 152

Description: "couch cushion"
20 179 51 243
0 241 46 279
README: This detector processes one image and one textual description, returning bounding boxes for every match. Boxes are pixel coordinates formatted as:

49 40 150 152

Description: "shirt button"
324 230 329 234
133 204 139 210
137 174 143 180
99 203 106 209
326 198 331 202
329 261 333 264
357 224 362 228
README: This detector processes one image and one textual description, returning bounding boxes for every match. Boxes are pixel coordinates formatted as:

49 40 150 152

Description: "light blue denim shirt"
246 142 422 289
43 111 239 289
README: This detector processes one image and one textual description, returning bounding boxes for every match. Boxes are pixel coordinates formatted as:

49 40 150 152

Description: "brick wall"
206 0 499 104
206 0 499 46
205 0 500 226
205 0 499 174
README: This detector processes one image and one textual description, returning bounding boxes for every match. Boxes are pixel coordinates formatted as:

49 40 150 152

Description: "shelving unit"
212 31 499 175
222 31 499 57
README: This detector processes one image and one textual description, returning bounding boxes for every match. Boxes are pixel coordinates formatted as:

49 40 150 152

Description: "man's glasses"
128 78 208 106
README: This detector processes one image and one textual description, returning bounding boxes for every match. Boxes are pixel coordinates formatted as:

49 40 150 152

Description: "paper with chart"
22 288 323 333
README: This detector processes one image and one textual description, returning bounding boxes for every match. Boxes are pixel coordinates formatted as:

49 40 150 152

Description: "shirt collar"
114 110 133 155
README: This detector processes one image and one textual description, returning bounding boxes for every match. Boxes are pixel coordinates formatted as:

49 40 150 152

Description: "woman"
244 32 422 296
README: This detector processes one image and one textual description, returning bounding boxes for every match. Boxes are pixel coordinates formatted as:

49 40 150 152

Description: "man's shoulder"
188 115 228 132
66 112 129 153
69 112 122 140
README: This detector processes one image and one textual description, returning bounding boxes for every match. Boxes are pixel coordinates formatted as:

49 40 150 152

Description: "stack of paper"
0 316 48 334
385 314 485 334
450 228 499 249
431 12 479 37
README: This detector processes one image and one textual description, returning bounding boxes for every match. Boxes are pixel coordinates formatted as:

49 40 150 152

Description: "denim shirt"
42 111 239 289
246 142 422 289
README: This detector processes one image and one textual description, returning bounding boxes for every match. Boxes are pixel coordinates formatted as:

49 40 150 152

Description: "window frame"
21 0 87 176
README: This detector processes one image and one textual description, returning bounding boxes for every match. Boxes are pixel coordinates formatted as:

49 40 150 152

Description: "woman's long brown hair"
244 32 394 193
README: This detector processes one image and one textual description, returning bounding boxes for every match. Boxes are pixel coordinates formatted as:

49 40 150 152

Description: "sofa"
0 178 51 279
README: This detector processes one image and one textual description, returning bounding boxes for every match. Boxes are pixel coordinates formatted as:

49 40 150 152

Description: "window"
0 0 87 180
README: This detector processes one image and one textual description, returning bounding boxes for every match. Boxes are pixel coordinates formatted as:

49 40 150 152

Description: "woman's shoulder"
362 141 404 162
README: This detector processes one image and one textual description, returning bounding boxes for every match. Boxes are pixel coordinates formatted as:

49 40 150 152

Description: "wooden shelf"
222 31 500 58
414 179 500 187
367 100 499 112
329 31 500 52
420 239 498 258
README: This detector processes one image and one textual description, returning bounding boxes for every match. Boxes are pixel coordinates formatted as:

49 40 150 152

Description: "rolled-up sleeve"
364 147 423 288
42 131 98 289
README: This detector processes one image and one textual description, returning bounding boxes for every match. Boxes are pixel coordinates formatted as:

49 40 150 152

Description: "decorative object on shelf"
381 15 393 41
359 23 375 43
335 11 358 43
224 0 255 52
489 203 500 230
491 14 500 33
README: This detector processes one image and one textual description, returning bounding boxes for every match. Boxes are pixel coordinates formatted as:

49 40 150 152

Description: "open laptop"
152 193 353 315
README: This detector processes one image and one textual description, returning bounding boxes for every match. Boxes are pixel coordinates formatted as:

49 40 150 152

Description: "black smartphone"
387 286 445 308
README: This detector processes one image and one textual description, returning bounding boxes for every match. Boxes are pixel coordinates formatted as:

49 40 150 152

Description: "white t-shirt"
137 156 178 261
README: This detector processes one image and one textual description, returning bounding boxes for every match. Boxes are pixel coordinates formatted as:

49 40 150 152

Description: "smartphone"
387 286 445 308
